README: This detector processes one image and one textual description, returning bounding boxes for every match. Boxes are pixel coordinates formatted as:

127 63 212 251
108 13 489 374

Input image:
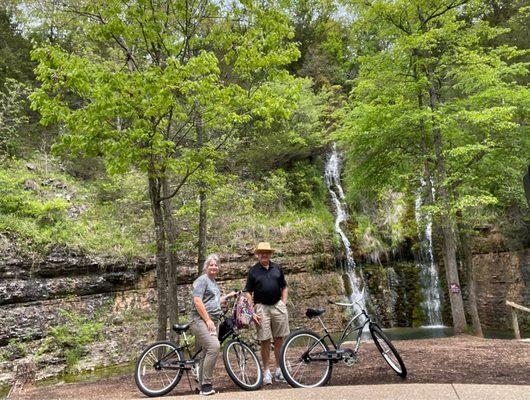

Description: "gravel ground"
17 336 530 399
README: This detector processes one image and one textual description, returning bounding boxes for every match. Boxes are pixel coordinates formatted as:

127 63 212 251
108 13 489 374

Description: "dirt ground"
18 336 530 399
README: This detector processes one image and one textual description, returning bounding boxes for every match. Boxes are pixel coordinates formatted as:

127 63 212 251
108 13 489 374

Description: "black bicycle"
279 289 407 388
134 292 262 397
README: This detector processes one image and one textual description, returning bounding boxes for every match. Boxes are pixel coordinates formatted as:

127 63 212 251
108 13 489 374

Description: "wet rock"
22 179 39 191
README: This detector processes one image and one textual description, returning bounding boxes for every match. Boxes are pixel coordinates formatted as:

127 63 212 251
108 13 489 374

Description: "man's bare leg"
261 339 271 371
273 337 284 369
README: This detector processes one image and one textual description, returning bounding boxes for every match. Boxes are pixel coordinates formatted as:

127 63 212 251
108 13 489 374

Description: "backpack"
218 316 235 344
233 294 254 329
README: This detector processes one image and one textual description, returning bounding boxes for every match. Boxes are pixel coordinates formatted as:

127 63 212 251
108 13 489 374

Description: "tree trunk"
459 222 484 337
197 191 207 275
148 175 168 341
196 104 207 275
162 176 180 342
427 74 467 334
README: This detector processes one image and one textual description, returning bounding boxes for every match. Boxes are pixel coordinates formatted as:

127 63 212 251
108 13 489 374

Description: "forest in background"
1 0 529 340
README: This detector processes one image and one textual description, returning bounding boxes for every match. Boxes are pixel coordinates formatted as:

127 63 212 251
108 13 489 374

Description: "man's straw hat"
254 242 275 253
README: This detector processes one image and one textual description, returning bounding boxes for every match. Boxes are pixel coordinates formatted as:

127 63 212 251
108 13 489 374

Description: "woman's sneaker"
274 367 286 382
263 369 272 385
200 384 216 396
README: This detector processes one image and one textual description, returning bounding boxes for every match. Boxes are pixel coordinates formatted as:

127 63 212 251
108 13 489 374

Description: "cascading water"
324 144 366 311
415 181 443 326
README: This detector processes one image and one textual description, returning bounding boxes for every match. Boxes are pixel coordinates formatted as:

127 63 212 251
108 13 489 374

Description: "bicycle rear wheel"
134 341 184 397
223 338 262 390
369 324 407 378
280 329 332 388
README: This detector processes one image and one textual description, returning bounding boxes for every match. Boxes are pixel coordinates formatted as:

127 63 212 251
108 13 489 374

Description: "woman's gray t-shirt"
190 274 222 321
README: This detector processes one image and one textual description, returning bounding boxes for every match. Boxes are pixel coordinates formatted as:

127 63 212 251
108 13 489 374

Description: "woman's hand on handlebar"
221 290 238 305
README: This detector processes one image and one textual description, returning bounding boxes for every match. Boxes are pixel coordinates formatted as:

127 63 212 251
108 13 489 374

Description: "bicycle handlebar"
328 287 366 308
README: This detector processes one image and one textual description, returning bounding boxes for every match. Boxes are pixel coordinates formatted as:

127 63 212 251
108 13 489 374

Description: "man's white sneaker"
263 369 272 385
274 367 286 382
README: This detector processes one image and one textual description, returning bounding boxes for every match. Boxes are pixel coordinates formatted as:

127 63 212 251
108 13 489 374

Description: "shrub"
50 310 104 368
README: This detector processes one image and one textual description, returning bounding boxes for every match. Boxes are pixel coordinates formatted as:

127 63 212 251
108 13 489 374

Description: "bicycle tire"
369 323 407 378
223 338 263 390
134 341 184 397
280 329 333 388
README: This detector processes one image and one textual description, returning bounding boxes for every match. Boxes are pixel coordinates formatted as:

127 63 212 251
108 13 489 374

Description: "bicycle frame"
159 302 251 372
304 305 371 362
151 330 202 372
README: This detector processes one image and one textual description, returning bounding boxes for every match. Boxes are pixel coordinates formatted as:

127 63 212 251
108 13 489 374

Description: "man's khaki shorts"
255 300 290 341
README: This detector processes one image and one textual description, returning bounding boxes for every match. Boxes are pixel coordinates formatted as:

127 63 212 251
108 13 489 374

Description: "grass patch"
50 309 105 369
0 155 152 258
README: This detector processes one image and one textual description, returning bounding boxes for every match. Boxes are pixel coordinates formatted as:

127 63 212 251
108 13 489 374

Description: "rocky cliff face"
1 232 528 386
471 248 529 331
0 237 346 385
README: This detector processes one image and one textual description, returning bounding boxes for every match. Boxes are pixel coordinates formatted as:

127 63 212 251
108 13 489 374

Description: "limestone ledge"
0 271 345 384
1 248 335 306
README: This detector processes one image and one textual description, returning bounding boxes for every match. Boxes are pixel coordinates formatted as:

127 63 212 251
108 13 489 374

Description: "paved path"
115 384 530 400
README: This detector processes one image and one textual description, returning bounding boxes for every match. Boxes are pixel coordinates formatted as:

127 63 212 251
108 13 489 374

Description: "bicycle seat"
305 308 326 319
172 323 190 333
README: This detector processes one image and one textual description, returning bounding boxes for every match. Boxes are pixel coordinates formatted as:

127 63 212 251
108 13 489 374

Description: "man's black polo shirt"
243 261 287 305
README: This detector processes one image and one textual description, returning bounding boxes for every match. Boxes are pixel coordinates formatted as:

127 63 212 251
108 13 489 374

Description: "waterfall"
415 181 444 326
324 144 366 311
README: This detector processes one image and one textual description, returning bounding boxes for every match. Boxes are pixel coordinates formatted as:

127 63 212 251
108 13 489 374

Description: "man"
244 242 289 385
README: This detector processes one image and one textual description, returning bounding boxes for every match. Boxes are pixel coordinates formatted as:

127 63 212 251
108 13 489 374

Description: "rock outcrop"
0 238 344 385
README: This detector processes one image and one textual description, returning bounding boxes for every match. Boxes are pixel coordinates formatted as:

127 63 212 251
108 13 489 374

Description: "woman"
190 254 236 396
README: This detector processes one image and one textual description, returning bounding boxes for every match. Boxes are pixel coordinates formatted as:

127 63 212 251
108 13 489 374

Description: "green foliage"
0 8 34 87
338 0 529 252
0 78 30 155
0 347 8 362
0 177 68 225
35 336 54 359
29 0 303 182
342 273 353 297
203 175 336 254
50 309 104 368
233 81 329 178
0 156 152 256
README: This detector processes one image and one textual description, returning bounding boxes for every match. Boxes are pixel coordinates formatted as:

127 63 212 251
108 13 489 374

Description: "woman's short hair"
203 253 220 271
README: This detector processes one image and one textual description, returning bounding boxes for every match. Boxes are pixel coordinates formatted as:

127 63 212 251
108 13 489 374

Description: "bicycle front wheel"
134 341 184 397
370 324 407 378
280 329 332 388
223 338 263 390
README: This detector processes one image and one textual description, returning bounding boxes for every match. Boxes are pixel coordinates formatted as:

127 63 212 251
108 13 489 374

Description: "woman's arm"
193 296 216 332
220 290 238 305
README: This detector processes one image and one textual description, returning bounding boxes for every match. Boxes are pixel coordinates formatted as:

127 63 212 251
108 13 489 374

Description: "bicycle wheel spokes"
224 340 262 390
281 330 332 388
135 343 182 396
370 325 406 378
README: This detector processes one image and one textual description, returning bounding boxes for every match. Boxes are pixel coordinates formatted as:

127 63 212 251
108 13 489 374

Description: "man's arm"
279 265 288 304
281 286 288 304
